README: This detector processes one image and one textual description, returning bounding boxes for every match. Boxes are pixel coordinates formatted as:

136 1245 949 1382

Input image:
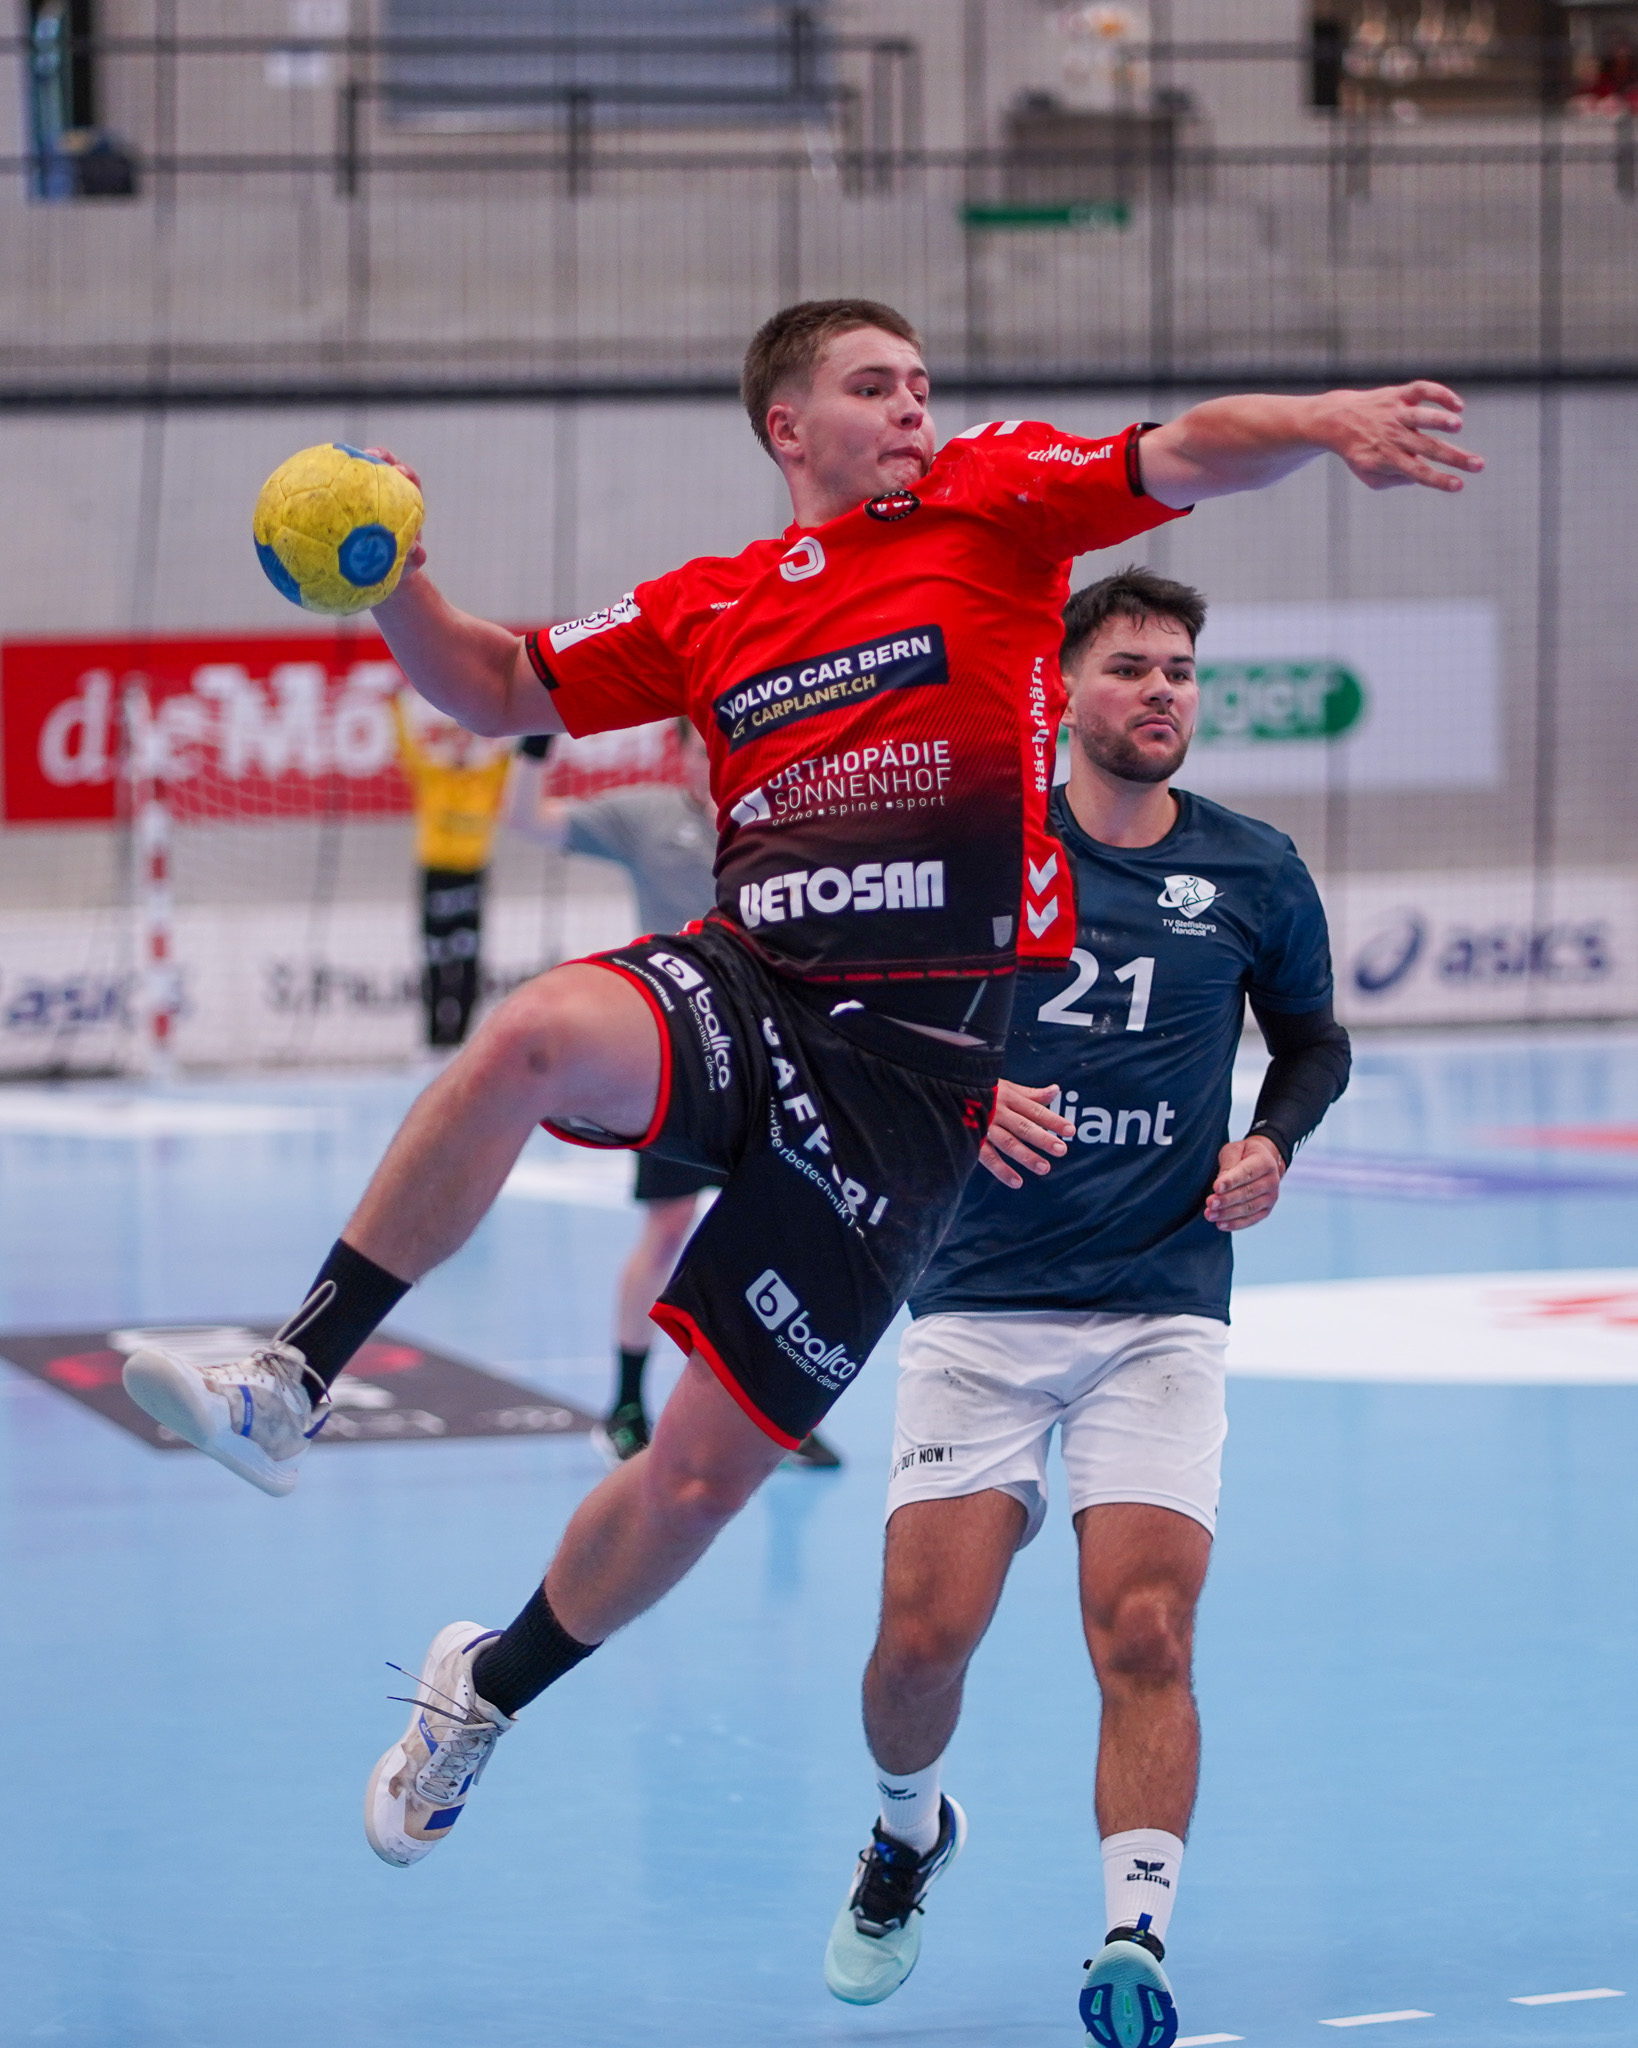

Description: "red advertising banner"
0 634 683 826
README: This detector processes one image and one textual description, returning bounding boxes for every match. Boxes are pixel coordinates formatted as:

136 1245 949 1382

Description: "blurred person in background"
394 693 514 1050
509 720 841 1473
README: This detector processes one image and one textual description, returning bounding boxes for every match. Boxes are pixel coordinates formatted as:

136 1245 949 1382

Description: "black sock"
614 1344 649 1413
279 1239 410 1394
471 1585 598 1718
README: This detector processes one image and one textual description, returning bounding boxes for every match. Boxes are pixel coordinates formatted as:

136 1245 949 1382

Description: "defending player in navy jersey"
822 569 1350 2047
117 300 1474 1895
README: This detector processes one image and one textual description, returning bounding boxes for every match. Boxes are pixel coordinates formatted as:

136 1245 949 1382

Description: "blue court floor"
3 1027 1637 2048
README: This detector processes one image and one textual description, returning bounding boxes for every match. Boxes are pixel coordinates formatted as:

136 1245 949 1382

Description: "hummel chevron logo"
1026 900 1059 939
1028 853 1060 894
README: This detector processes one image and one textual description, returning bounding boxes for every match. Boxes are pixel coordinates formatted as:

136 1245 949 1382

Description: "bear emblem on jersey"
865 487 921 522
1158 874 1220 919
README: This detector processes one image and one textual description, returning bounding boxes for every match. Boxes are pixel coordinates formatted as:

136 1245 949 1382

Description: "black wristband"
516 732 553 761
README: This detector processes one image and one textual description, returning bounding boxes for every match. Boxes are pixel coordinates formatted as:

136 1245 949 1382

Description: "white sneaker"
1081 1924 1179 2048
823 1796 967 2005
122 1335 330 1497
365 1621 514 1868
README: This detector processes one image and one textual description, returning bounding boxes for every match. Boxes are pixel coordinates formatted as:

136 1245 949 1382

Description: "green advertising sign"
1195 662 1365 744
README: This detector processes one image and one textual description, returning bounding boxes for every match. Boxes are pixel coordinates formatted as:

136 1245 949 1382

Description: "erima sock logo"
1128 1859 1173 1888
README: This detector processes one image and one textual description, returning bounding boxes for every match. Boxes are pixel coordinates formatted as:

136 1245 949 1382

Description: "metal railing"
3 30 1636 403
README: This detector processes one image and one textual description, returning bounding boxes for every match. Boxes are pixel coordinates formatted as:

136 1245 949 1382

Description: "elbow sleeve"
1245 999 1351 1165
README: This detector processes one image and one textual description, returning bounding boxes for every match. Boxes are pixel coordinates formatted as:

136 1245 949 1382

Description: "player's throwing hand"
363 447 428 575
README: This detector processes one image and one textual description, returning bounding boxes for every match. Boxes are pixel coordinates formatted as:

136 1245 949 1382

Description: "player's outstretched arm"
1138 383 1484 508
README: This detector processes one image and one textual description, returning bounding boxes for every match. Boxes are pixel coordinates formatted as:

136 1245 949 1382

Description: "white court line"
1178 2034 1244 2044
1321 2014 1433 2029
0 1095 331 1137
1511 1990 1624 2006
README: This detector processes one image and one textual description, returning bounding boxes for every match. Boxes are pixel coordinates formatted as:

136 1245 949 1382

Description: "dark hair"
1061 565 1207 673
741 299 923 457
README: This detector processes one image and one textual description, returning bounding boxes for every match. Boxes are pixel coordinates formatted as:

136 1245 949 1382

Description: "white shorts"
886 1309 1228 1546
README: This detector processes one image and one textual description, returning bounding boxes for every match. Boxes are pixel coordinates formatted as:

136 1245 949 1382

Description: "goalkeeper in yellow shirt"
394 694 515 1049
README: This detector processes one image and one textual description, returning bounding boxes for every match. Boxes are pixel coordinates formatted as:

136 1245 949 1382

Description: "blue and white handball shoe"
823 1796 967 2005
122 1335 330 1497
1080 1918 1179 2048
365 1621 514 1867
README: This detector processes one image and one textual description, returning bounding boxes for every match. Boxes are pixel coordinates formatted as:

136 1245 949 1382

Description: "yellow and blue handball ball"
253 442 423 615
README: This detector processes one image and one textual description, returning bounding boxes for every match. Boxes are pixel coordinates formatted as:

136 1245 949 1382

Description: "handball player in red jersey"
121 300 1482 1871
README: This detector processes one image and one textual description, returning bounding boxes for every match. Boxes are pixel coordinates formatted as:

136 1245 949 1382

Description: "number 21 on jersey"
1037 948 1154 1032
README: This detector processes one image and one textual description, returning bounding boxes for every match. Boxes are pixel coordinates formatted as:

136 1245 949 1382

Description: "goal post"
0 633 685 1076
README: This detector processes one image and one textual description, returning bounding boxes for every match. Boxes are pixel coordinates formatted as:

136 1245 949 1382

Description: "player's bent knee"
1093 1586 1195 1689
639 1414 772 1536
642 1456 762 1536
468 964 658 1118
874 1611 983 1694
476 970 604 1075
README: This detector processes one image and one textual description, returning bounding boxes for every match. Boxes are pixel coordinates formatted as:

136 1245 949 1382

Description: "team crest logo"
1158 874 1220 919
865 487 921 522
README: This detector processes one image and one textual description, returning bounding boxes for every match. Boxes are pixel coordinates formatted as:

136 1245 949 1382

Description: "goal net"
0 631 684 1075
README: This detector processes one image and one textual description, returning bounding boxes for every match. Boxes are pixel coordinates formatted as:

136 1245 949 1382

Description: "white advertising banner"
1331 867 1638 1026
0 881 637 1073
4 862 1635 1070
1183 601 1502 794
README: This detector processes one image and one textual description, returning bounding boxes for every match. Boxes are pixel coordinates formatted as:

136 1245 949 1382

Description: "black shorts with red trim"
633 1151 726 1203
544 919 999 1448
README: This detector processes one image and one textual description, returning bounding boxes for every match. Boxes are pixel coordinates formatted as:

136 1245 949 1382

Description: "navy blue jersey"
910 786 1333 1322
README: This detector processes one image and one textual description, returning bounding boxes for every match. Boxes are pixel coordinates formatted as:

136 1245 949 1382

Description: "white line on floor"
0 1095 332 1138
1510 1990 1624 2006
1321 2014 1433 2029
1177 2034 1244 2044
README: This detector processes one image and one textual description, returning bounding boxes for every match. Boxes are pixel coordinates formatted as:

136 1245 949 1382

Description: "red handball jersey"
527 418 1185 1033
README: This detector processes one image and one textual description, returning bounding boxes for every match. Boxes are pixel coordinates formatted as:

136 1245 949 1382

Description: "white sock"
1101 1828 1185 1945
874 1759 943 1855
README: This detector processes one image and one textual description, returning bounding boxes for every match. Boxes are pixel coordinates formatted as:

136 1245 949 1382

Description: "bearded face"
1063 613 1198 787
1070 700 1192 785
